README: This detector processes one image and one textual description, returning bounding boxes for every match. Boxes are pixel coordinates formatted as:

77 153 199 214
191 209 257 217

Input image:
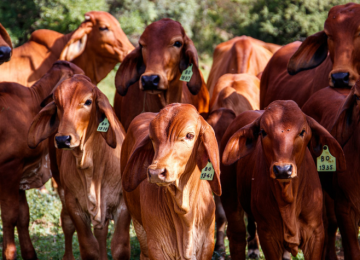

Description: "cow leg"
246 215 260 259
335 199 360 259
94 220 109 260
323 193 338 260
256 226 283 260
17 190 37 260
111 199 131 260
61 205 76 260
302 224 325 260
133 219 150 259
214 194 227 259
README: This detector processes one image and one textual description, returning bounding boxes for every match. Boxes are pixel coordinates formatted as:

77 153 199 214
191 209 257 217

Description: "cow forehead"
150 104 200 141
86 11 119 26
140 19 184 44
54 77 94 106
325 3 360 32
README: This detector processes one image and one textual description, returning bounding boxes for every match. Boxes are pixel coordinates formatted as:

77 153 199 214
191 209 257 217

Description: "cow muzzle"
273 164 293 180
141 74 161 91
0 46 11 64
55 135 71 149
148 168 170 185
331 72 350 88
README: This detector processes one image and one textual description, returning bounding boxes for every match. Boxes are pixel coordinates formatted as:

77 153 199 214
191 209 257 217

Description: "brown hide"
0 23 12 65
221 100 345 259
207 36 280 98
0 61 83 260
0 11 134 86
114 19 209 131
261 3 360 108
121 103 220 259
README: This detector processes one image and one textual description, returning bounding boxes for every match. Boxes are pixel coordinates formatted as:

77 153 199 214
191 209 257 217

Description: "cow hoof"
247 249 260 259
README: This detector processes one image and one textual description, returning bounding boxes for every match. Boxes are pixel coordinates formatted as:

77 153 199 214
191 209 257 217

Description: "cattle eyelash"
260 129 267 138
300 129 306 137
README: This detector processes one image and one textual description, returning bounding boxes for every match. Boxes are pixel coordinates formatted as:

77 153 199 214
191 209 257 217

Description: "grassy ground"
0 57 347 259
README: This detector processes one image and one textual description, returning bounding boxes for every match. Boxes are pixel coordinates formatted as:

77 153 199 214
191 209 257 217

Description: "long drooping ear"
115 46 145 96
0 23 13 49
222 117 260 165
94 87 118 148
122 124 154 192
180 36 203 95
306 115 346 171
287 31 328 75
197 116 222 196
28 102 59 149
330 88 357 147
60 20 93 61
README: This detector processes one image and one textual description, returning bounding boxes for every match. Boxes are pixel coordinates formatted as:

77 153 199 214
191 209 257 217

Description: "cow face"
60 11 134 64
122 104 221 195
288 3 360 88
115 19 203 97
223 100 345 182
0 23 12 65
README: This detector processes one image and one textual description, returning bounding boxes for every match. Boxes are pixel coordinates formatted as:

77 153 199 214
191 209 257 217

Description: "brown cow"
121 103 221 259
114 18 209 131
260 3 360 109
302 81 360 259
207 36 280 98
0 61 82 260
221 100 346 260
0 23 12 65
0 11 134 86
28 75 130 260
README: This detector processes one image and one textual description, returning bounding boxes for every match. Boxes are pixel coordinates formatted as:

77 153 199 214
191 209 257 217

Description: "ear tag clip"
317 145 336 172
200 161 214 180
180 64 193 82
97 118 109 132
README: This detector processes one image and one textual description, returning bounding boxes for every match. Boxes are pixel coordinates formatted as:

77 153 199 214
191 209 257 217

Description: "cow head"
0 23 12 65
28 75 118 151
60 11 134 83
115 18 203 97
122 103 221 197
288 3 360 88
223 100 345 182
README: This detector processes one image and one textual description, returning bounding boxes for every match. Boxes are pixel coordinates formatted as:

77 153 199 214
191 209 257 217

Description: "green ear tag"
200 161 214 180
180 64 193 82
97 118 109 132
317 145 336 172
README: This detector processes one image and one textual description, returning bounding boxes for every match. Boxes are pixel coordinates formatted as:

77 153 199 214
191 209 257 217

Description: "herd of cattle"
0 2 360 260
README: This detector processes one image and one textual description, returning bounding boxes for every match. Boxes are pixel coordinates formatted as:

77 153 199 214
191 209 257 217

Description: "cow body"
114 19 209 131
302 84 360 259
207 36 280 98
0 23 12 65
0 11 134 86
121 104 222 259
28 76 130 259
221 100 346 259
0 61 82 260
261 3 360 109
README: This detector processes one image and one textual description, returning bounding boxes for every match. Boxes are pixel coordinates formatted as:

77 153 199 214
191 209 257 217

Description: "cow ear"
94 88 118 148
330 90 356 147
180 37 203 95
197 116 222 196
306 115 346 171
0 23 13 49
60 21 93 61
287 31 328 75
222 117 260 165
122 134 154 192
115 46 145 96
28 102 59 149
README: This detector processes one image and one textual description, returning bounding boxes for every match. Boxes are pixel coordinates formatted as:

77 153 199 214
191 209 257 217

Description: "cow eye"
99 26 108 31
299 129 306 137
174 41 182 48
260 129 267 138
355 95 360 101
84 99 92 106
139 43 143 48
185 133 194 140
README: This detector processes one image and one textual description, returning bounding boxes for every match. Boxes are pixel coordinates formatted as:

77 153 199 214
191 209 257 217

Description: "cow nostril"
152 75 160 85
0 46 12 61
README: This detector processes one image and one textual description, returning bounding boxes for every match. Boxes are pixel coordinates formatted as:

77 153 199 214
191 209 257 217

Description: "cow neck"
165 161 203 259
72 49 118 85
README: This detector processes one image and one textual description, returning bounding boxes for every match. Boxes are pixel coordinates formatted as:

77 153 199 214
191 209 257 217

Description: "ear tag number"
97 118 109 132
180 64 193 82
200 161 215 181
317 145 336 172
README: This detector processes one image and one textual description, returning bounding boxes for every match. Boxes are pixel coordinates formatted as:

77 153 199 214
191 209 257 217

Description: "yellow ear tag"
317 145 336 172
97 118 109 132
200 161 215 180
180 64 193 82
